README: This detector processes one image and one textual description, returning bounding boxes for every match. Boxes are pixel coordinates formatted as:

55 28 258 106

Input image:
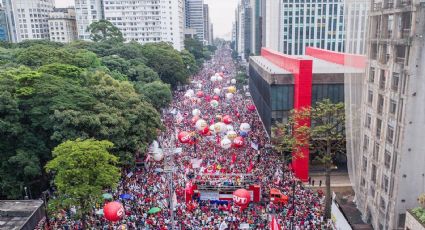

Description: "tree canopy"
87 20 124 43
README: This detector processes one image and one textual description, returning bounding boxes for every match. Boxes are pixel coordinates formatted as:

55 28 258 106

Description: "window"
389 100 397 115
377 94 384 114
391 73 400 91
365 113 372 129
380 196 386 210
379 70 386 89
363 156 368 171
373 142 380 161
368 90 374 104
369 67 375 83
387 125 394 144
371 164 377 183
376 119 382 139
382 175 389 193
384 151 391 169
363 135 370 150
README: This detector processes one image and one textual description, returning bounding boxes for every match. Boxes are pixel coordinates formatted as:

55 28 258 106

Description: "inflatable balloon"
220 138 232 149
233 189 251 209
209 124 216 134
231 79 237 84
219 72 224 77
240 131 248 138
153 149 164 161
103 202 125 222
191 115 199 124
205 95 211 102
226 130 237 140
226 125 234 131
233 136 244 148
217 76 223 82
210 100 219 108
240 123 251 132
225 93 234 100
195 119 207 131
211 75 218 82
196 91 204 98
215 73 220 77
228 86 236 93
192 109 201 117
214 88 221 95
222 115 233 124
213 95 220 101
247 104 256 112
196 83 202 89
178 131 192 143
200 126 210 136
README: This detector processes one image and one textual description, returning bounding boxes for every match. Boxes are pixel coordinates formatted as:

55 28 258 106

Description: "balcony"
372 2 383 11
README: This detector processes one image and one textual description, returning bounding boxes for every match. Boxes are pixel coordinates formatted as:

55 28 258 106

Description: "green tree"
38 63 83 79
101 55 131 76
127 63 160 83
16 45 70 67
180 50 199 75
137 81 172 110
87 20 124 43
273 99 345 220
45 139 120 219
141 43 188 88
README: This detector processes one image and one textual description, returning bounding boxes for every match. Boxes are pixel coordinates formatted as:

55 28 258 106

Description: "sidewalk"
303 171 353 193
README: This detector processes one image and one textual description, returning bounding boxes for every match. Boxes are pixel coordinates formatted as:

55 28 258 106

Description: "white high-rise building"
74 0 103 40
344 0 369 55
262 0 280 51
3 0 54 42
48 8 77 43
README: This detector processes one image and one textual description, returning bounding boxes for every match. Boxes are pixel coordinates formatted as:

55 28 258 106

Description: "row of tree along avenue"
0 20 216 201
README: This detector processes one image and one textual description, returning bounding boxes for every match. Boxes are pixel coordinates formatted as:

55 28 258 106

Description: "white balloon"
210 100 219 108
153 149 164 161
211 76 218 82
240 123 251 132
225 93 234 100
226 125 234 131
231 79 236 84
213 88 221 95
215 73 220 77
220 138 232 149
209 124 216 134
196 83 202 89
192 109 201 116
195 119 207 131
217 76 223 82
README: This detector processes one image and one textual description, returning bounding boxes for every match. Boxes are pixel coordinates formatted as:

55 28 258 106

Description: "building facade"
48 8 77 43
203 4 210 45
74 0 103 40
353 0 425 229
185 0 205 42
3 0 54 42
262 0 280 51
0 3 9 41
344 0 369 54
279 0 345 55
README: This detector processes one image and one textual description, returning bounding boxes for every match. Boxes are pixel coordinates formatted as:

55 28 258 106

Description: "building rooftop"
250 54 364 76
0 200 44 230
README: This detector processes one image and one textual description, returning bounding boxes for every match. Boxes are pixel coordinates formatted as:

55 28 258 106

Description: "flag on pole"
270 215 281 230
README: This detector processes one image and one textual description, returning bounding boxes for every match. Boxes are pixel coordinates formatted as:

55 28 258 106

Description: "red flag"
247 161 254 173
270 215 281 230
231 153 237 164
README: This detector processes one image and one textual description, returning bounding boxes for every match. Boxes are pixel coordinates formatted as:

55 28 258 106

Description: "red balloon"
247 104 256 112
233 136 244 148
103 202 124 222
219 72 224 77
178 131 192 143
222 115 233 124
233 189 251 209
213 95 220 101
205 95 211 102
200 126 210 136
196 91 204 98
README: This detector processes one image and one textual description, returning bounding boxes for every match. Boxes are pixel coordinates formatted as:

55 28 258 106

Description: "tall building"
3 0 54 42
350 0 425 229
262 0 280 51
344 0 369 54
0 3 9 41
203 4 211 45
48 8 77 43
235 0 253 59
250 0 263 55
74 0 185 51
74 0 103 40
279 0 345 55
185 0 205 42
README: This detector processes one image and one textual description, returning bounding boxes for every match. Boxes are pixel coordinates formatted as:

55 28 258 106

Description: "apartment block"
48 8 77 43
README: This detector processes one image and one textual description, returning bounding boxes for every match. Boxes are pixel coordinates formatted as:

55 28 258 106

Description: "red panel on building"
261 48 312 181
305 47 367 69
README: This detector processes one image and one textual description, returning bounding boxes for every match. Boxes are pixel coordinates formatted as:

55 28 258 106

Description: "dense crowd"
41 46 330 230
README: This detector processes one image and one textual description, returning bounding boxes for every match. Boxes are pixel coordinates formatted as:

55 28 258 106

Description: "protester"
40 46 329 230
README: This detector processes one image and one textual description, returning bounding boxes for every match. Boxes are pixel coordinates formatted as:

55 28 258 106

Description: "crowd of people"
41 46 330 230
